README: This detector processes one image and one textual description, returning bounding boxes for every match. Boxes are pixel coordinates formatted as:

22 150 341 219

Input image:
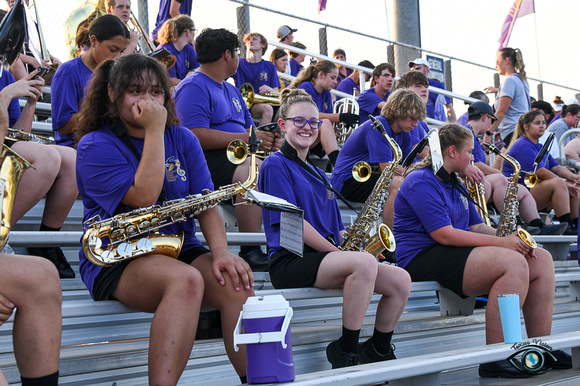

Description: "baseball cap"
468 101 498 120
277 25 297 40
408 58 430 69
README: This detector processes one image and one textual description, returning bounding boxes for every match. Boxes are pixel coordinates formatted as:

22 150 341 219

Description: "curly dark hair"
195 28 239 64
75 54 178 144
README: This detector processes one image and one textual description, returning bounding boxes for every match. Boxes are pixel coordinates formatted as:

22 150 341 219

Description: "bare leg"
373 264 411 332
517 185 542 223
0 253 61 378
530 179 570 217
191 253 254 375
112 255 205 385
9 142 60 226
521 248 554 338
315 251 378 329
250 104 274 126
41 146 78 228
462 246 530 344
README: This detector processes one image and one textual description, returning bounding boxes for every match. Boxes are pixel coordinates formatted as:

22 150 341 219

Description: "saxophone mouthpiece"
369 115 386 134
249 126 259 153
482 142 500 155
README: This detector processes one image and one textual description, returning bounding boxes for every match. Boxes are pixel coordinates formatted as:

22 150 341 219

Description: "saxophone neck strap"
279 141 358 212
109 119 166 202
436 168 493 223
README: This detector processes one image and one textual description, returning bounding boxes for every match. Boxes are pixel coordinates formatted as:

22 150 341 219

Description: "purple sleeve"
175 78 211 129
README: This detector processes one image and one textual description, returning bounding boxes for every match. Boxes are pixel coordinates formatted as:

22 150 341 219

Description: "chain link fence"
30 0 580 116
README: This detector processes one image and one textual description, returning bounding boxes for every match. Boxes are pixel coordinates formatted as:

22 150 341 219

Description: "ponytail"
290 60 337 88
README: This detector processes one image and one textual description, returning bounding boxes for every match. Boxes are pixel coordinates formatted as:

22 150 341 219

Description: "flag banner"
318 0 327 13
498 0 535 50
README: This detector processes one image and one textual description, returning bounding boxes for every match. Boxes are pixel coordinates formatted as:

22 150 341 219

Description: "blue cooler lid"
242 295 291 319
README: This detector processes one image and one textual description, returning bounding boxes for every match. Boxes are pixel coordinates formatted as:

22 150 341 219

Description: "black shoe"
546 349 572 369
326 339 359 369
522 225 541 235
539 223 568 235
28 247 75 279
478 359 530 378
359 338 396 364
238 248 269 272
564 224 578 235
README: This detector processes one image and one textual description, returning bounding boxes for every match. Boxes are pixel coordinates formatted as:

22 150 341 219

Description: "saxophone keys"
136 238 155 252
101 249 115 263
89 235 102 249
117 242 133 258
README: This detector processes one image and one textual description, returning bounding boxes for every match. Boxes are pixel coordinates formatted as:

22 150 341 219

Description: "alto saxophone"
82 137 260 267
483 143 537 248
0 145 34 249
465 162 491 226
339 115 397 257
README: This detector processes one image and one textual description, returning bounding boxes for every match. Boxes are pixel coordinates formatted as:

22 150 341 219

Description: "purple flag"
498 0 535 50
318 0 327 13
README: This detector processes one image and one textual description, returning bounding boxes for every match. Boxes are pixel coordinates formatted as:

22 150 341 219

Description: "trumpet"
240 83 280 109
128 10 176 70
227 139 270 162
333 95 359 146
351 161 378 182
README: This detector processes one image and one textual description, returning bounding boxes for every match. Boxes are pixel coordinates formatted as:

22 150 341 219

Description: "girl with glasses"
291 60 359 165
157 14 199 86
258 88 411 370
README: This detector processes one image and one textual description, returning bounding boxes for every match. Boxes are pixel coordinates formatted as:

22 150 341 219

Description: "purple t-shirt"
426 79 452 120
335 67 353 89
158 42 199 80
0 71 22 126
331 116 416 193
151 0 192 42
464 125 487 164
288 59 303 77
258 152 344 256
298 81 332 114
76 125 212 299
336 77 358 99
504 136 558 184
357 87 390 125
174 71 253 133
233 59 281 91
394 167 483 268
51 56 93 147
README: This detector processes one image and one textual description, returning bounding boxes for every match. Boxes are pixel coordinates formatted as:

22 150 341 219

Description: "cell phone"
35 66 48 79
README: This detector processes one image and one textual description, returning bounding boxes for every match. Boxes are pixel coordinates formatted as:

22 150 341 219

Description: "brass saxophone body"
339 116 398 257
465 162 491 226
82 143 259 266
0 145 34 249
483 143 537 248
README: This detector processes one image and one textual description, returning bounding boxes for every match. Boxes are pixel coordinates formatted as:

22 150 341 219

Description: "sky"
15 0 580 116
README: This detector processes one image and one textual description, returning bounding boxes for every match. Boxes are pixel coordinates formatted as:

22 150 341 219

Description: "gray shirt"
495 73 530 140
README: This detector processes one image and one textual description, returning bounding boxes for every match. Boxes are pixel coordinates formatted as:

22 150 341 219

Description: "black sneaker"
539 223 568 235
238 248 269 272
359 338 396 364
28 247 75 279
326 339 359 369
478 359 530 378
564 224 578 236
522 225 541 235
546 349 572 369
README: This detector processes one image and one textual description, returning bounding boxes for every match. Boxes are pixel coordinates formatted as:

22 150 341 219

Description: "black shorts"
403 244 475 297
204 149 238 189
340 174 381 203
4 138 16 148
92 245 210 301
269 246 331 289
309 141 326 158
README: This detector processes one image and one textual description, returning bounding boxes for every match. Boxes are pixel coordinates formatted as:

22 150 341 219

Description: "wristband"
485 131 493 136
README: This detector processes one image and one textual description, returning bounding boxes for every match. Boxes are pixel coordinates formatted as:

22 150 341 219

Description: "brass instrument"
240 83 280 109
6 128 55 145
352 161 372 182
483 143 537 248
128 10 176 70
0 145 34 249
523 173 542 188
524 132 554 189
64 0 105 58
339 115 399 257
333 95 359 147
465 162 490 226
82 134 260 266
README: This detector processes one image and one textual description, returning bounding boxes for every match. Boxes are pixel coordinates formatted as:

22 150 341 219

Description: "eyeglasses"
485 114 496 124
231 47 241 56
283 117 323 129
189 28 197 34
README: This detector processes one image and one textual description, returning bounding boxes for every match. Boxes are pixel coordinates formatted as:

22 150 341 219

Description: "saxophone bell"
365 223 396 257
517 228 537 248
